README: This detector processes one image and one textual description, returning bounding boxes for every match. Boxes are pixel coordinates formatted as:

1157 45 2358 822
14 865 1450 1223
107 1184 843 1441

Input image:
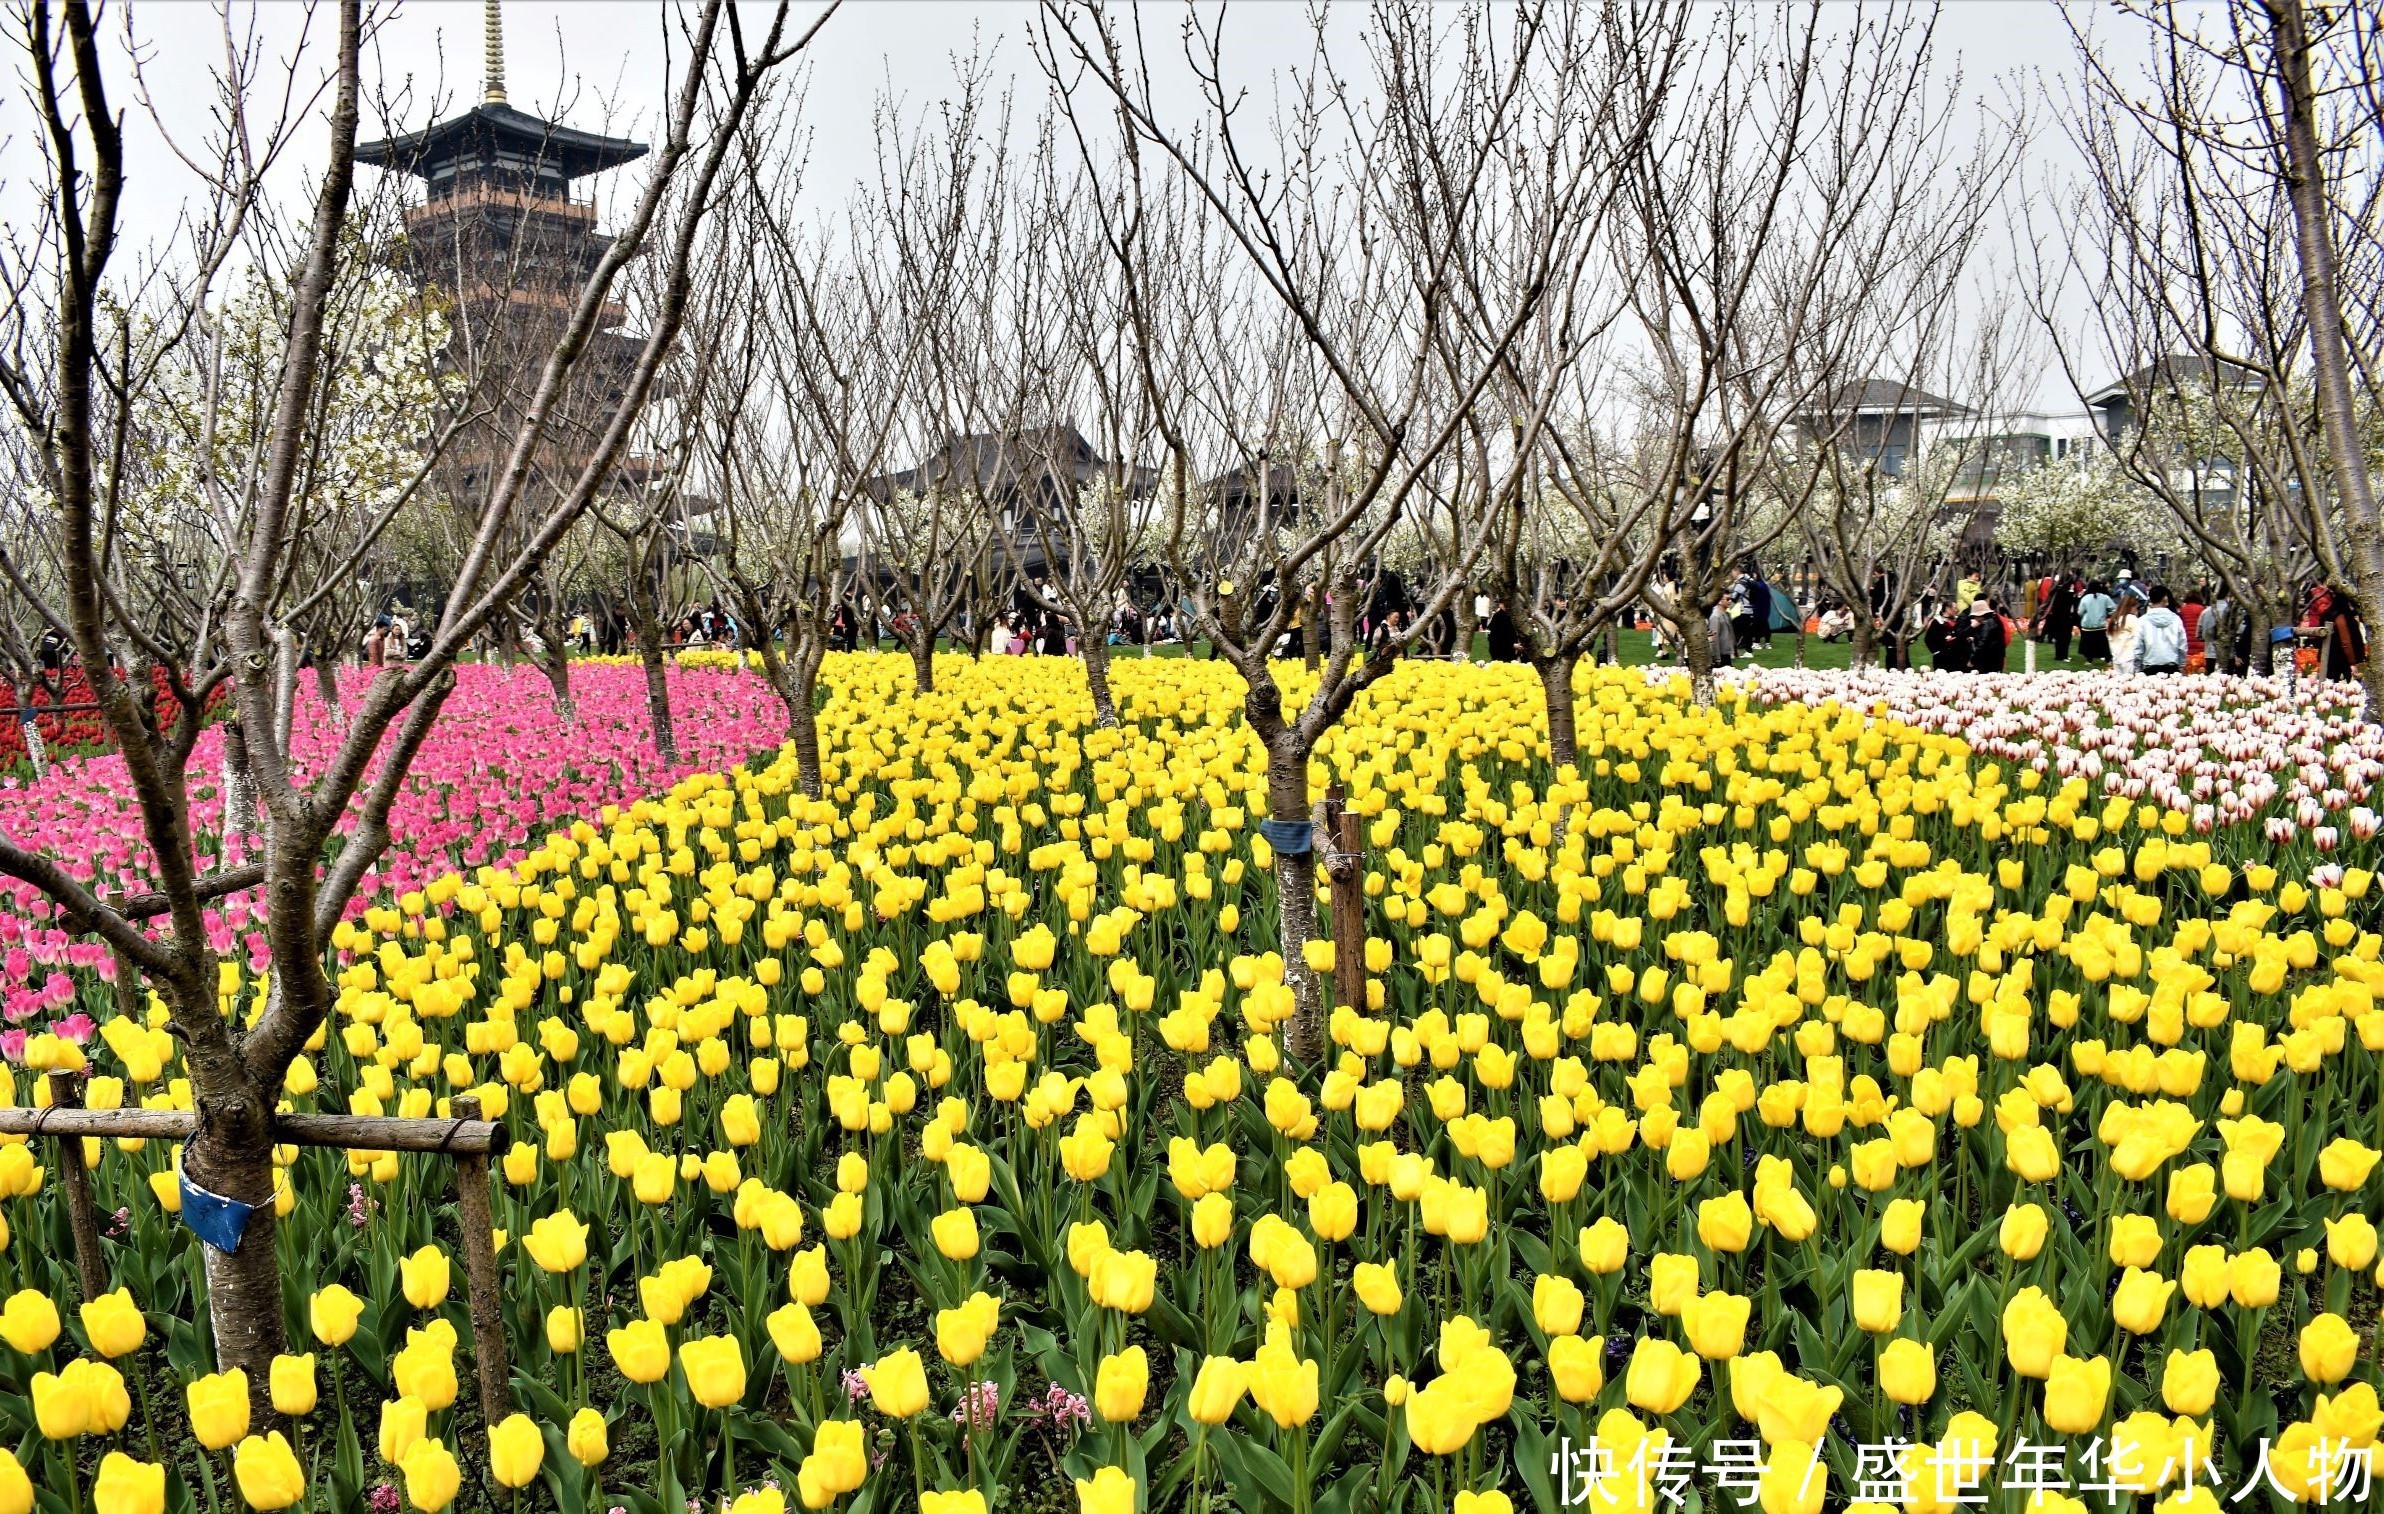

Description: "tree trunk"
637 633 677 767
1302 584 1323 671
1083 637 1119 728
312 657 344 728
2268 0 2384 720
782 644 826 800
1850 618 1878 671
1539 651 1580 768
19 719 44 781
907 634 935 695
221 719 260 855
174 980 286 1403
1267 740 1325 1065
542 648 578 726
270 626 299 759
1677 612 1717 706
1453 593 1478 662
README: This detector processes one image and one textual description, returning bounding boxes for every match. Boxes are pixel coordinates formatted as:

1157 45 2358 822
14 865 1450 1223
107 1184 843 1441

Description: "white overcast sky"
2 1 2172 412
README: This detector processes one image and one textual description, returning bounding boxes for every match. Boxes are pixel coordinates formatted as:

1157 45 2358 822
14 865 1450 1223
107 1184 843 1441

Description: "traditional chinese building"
356 0 649 510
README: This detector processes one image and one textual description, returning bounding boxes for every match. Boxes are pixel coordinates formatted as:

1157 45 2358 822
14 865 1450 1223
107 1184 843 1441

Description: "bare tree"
2036 0 2381 702
855 62 1019 696
1044 1 1620 1059
0 0 825 1396
698 125 917 795
1796 303 2033 673
1610 4 1999 701
2035 8 2322 658
1006 127 1171 725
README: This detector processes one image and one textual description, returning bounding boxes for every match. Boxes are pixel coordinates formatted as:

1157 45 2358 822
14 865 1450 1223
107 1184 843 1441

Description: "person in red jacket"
2303 581 2368 681
2180 585 2207 671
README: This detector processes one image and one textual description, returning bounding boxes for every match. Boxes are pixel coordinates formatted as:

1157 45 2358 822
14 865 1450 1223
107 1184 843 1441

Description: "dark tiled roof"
358 103 647 180
1807 379 1970 418
2085 355 2266 407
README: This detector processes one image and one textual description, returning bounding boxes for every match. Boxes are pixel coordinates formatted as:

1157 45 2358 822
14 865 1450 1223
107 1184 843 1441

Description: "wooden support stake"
448 1094 514 1423
1324 783 1367 1015
0 1106 507 1155
47 1072 106 1303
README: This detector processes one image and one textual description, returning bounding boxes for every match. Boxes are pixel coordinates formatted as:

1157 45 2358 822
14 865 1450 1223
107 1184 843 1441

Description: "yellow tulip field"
3 652 2383 1514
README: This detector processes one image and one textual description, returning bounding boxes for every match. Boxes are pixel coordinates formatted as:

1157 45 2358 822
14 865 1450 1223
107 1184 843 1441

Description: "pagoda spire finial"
482 0 507 106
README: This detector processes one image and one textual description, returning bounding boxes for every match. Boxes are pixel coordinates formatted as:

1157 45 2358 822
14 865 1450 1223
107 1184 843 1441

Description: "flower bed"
0 655 2375 1513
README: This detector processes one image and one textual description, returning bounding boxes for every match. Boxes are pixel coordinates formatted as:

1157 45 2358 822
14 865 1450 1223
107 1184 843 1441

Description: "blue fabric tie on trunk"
179 1171 259 1254
1257 817 1315 854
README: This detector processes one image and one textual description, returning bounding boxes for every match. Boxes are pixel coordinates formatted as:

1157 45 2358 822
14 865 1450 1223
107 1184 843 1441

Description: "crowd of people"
352 564 2369 688
1629 562 2370 684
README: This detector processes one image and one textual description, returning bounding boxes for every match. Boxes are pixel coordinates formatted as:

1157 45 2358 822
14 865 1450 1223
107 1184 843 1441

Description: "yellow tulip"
1697 1191 1753 1254
398 1247 450 1310
1681 1291 1751 1361
789 1246 832 1306
681 1335 747 1408
607 1319 670 1384
0 1290 60 1353
2326 1213 2379 1272
931 1207 980 1260
1758 1439 1827 1514
1878 1198 1924 1257
92 1453 166 1514
1579 1217 1630 1275
1074 1466 1136 1514
1549 1334 1606 1404
1649 1253 1699 1317
2228 1248 2281 1308
522 1210 590 1272
488 1413 544 1490
1247 1329 1321 1428
232 1432 306 1511
2042 1355 2111 1434
310 1285 364 1347
2107 1214 2161 1269
187 1368 250 1451
2111 1267 2175 1334
1999 1203 2049 1260
2300 1313 2360 1384
1624 1337 1700 1414
1533 1275 1585 1337
399 1437 460 1512
567 1406 609 1467
1353 1262 1404 1316
378 1396 428 1465
2161 1348 2220 1416
1308 1180 1359 1242
2003 1288 2068 1379
269 1354 317 1417
80 1288 146 1359
797 1420 868 1507
1187 1356 1246 1425
390 1340 457 1413
1094 1346 1149 1422
771 1301 826 1365
1878 1338 1935 1405
1851 1270 1903 1334
864 1348 931 1418
2318 1139 2381 1192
